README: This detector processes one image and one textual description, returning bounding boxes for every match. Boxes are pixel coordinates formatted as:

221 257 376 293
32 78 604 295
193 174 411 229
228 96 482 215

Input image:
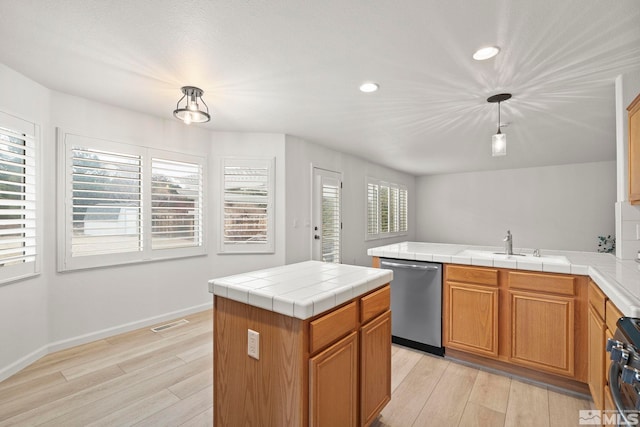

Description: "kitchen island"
208 261 393 427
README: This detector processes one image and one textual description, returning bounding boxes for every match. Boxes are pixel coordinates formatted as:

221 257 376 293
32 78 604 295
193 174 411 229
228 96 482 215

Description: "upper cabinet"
628 93 640 204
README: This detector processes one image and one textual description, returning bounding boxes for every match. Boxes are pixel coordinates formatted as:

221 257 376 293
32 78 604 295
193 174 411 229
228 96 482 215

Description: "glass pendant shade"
173 86 210 124
492 131 506 156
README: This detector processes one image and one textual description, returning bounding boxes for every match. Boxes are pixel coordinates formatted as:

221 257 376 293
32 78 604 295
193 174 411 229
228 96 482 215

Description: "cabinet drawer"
508 271 575 296
446 265 498 286
588 280 606 320
310 301 358 354
361 285 390 324
606 300 624 333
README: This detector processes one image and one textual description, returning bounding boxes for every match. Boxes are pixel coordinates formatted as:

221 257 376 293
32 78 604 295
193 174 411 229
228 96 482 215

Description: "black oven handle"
609 362 634 427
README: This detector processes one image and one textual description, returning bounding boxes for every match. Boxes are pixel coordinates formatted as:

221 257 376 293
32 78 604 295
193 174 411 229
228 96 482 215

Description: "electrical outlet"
248 329 259 360
636 224 640 240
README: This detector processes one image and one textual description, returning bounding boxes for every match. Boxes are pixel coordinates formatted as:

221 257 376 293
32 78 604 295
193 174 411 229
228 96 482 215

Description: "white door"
312 168 342 263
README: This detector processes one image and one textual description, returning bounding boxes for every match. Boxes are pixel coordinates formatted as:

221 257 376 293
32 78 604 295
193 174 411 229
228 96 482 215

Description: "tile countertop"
208 260 393 320
367 241 640 317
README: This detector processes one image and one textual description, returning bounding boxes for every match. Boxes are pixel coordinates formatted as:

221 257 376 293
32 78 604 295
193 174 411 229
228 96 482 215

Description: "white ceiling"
1 0 639 175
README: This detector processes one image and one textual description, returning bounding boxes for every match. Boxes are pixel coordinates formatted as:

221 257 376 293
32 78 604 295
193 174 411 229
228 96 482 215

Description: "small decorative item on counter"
597 235 615 254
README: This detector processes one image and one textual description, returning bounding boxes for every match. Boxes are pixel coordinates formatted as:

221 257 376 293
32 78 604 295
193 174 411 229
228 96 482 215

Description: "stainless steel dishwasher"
380 258 443 356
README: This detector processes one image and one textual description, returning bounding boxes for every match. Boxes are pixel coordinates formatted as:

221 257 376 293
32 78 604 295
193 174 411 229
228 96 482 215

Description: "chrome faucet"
504 230 513 255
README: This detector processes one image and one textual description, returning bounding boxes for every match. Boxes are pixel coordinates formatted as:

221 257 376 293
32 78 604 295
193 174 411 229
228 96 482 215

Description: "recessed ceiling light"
359 82 379 93
473 46 500 61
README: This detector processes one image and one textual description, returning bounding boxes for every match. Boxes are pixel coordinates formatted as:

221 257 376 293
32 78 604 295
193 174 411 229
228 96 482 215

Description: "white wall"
48 92 214 346
615 69 640 259
415 162 616 252
284 136 416 267
0 64 50 378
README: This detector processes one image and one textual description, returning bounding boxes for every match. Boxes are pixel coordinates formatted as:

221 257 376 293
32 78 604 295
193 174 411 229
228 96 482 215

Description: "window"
366 177 408 239
58 131 205 271
0 112 40 284
220 157 274 253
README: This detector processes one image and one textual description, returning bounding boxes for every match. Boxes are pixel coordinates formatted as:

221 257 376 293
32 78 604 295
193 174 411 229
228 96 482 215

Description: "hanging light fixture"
487 93 511 157
173 86 210 124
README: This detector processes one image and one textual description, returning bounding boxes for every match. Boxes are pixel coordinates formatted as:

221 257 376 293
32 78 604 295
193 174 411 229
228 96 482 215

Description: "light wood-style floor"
0 309 591 426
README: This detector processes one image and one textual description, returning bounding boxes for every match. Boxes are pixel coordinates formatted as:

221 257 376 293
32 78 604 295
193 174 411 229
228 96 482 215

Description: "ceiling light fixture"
487 93 511 157
173 86 210 125
359 82 379 93
473 46 500 61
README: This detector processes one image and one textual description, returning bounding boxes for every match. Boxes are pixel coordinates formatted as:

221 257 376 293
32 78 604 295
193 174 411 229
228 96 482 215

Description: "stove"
607 317 640 426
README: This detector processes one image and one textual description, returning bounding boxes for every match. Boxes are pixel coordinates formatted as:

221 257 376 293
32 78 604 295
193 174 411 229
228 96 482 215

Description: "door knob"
314 235 320 240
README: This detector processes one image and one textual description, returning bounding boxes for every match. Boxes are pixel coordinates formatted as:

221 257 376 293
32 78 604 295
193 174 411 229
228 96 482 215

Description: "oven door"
608 361 640 426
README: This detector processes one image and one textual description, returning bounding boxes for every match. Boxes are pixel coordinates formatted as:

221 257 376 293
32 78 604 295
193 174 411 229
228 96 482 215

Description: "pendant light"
487 93 511 157
173 86 210 124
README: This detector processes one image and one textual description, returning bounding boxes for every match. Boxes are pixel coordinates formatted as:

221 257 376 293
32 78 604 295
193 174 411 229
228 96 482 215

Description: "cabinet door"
310 331 358 427
360 311 391 427
445 282 499 357
509 291 574 376
588 305 606 410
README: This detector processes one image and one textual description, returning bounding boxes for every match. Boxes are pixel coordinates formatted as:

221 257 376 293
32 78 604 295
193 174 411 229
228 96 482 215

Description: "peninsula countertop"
208 260 393 320
368 241 640 317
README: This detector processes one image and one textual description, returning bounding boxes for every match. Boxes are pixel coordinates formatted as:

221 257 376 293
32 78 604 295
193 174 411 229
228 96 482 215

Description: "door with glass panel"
312 168 342 263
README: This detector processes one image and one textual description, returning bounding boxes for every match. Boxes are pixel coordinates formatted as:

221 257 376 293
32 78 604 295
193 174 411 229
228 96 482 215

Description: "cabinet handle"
380 261 438 271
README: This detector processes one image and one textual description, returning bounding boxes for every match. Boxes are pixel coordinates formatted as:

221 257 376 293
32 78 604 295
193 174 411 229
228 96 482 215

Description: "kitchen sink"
456 249 570 265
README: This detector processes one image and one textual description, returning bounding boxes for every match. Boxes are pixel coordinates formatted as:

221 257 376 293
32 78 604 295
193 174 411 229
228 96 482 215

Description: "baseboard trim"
0 345 49 383
0 301 213 383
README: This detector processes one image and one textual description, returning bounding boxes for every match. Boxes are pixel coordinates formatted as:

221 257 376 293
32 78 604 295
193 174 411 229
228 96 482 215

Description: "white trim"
0 301 213 383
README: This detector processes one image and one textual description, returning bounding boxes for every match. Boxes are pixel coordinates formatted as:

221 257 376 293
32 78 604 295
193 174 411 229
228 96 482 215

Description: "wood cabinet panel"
360 310 391 427
606 300 624 334
588 305 606 411
588 279 607 320
628 93 640 204
310 301 358 354
509 291 574 376
445 282 499 357
508 271 575 296
446 265 498 286
361 285 390 324
310 331 358 427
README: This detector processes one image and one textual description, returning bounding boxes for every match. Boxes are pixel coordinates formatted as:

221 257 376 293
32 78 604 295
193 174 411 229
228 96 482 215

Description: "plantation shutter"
399 187 408 232
389 186 399 233
321 177 341 263
367 182 379 236
0 124 36 267
221 158 274 253
379 184 389 233
151 159 202 250
70 147 142 257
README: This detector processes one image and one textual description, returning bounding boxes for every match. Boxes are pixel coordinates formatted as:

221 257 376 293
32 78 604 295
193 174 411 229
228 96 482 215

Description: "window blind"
223 163 269 244
366 177 408 239
70 147 142 257
367 182 379 235
0 127 36 266
399 188 408 232
151 158 202 250
321 179 341 263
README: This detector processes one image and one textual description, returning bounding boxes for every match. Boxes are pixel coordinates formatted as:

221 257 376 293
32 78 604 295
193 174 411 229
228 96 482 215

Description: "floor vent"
151 319 189 333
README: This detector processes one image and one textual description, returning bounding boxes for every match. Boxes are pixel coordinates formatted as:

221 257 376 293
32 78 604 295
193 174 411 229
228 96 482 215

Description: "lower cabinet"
445 283 499 357
310 332 359 427
509 290 574 376
443 265 588 384
360 310 392 426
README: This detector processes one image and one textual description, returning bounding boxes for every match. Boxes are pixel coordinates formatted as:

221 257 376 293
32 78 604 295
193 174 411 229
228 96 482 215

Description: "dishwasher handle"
380 261 439 271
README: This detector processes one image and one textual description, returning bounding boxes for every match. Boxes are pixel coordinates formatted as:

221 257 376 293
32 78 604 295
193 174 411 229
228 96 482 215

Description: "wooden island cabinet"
213 283 391 427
